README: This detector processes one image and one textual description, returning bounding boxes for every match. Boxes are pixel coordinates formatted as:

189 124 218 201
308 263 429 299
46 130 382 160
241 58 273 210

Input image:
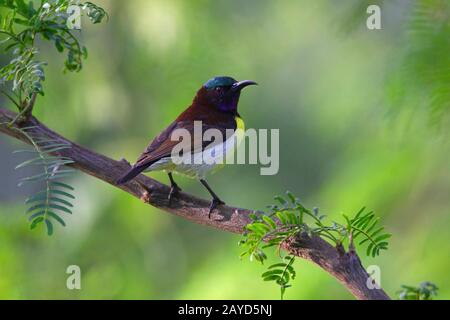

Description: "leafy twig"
13 125 75 235
240 192 391 298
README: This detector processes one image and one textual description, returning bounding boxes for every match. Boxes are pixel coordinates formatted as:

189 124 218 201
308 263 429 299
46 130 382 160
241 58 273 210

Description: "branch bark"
0 107 390 300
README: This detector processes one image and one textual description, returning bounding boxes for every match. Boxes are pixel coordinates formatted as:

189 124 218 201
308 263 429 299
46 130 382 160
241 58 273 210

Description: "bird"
116 76 257 216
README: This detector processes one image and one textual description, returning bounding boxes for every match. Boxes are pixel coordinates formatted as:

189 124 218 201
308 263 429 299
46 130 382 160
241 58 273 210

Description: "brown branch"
0 107 390 300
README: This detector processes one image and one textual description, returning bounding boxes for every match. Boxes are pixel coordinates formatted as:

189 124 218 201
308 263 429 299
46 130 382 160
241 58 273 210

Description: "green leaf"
353 207 366 220
263 275 280 281
262 269 283 277
25 193 47 204
13 18 29 25
47 211 66 227
28 211 45 221
48 204 72 214
367 242 375 257
27 189 75 202
250 224 265 234
15 156 45 169
373 234 392 243
49 197 73 207
82 46 88 59
18 172 48 185
13 149 39 154
262 240 281 249
368 226 385 239
55 39 64 52
286 191 296 203
50 189 75 199
50 181 75 191
250 250 267 263
276 211 287 225
30 216 44 230
39 145 70 153
27 195 73 207
366 217 379 231
262 215 277 229
268 263 287 269
286 211 297 225
39 143 71 150
274 195 287 206
44 219 53 236
26 203 47 213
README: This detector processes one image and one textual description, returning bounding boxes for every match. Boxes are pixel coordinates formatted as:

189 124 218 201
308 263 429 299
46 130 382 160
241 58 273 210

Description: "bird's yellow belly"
234 115 245 144
146 116 245 178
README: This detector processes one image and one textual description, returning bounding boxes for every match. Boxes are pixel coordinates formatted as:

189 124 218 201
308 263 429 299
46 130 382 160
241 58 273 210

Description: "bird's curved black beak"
231 80 258 92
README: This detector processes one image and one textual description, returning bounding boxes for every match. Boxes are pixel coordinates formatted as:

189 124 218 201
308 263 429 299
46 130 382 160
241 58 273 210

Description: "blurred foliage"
398 281 439 300
0 0 449 299
385 0 450 129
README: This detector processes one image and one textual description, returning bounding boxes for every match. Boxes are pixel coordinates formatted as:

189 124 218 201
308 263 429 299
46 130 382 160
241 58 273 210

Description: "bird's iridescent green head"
204 76 237 89
199 76 257 113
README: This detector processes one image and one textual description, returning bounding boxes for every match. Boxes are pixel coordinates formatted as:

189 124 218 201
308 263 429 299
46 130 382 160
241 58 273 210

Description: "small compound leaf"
48 204 72 214
44 219 53 236
50 181 75 191
49 189 75 199
47 211 66 227
30 216 44 230
263 275 281 282
28 211 45 221
262 215 277 229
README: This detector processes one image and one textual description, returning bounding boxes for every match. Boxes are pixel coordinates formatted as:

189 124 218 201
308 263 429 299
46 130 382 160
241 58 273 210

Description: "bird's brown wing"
134 120 233 168
116 110 237 185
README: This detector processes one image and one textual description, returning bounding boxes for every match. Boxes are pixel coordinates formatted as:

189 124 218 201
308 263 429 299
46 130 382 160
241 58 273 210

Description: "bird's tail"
116 165 148 185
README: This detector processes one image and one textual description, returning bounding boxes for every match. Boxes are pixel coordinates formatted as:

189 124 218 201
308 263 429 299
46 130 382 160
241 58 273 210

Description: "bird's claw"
168 184 182 204
208 198 225 219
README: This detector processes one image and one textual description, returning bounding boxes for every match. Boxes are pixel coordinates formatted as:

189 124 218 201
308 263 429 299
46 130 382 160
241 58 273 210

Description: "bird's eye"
215 87 221 92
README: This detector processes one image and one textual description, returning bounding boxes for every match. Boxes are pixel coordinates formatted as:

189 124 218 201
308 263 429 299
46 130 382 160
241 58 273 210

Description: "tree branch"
0 107 390 300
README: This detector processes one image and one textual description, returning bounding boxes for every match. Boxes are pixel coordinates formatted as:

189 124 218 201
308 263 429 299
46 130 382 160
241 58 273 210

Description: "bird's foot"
208 198 225 219
168 183 182 204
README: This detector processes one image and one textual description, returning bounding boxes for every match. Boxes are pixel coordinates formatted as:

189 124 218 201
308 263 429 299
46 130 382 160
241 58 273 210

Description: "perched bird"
117 76 257 215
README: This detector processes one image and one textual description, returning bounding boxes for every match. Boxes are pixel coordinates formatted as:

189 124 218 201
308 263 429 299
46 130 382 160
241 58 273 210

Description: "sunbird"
117 76 257 214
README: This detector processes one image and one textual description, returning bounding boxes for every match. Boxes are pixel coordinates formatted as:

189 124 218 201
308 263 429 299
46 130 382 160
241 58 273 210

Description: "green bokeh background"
0 0 449 299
